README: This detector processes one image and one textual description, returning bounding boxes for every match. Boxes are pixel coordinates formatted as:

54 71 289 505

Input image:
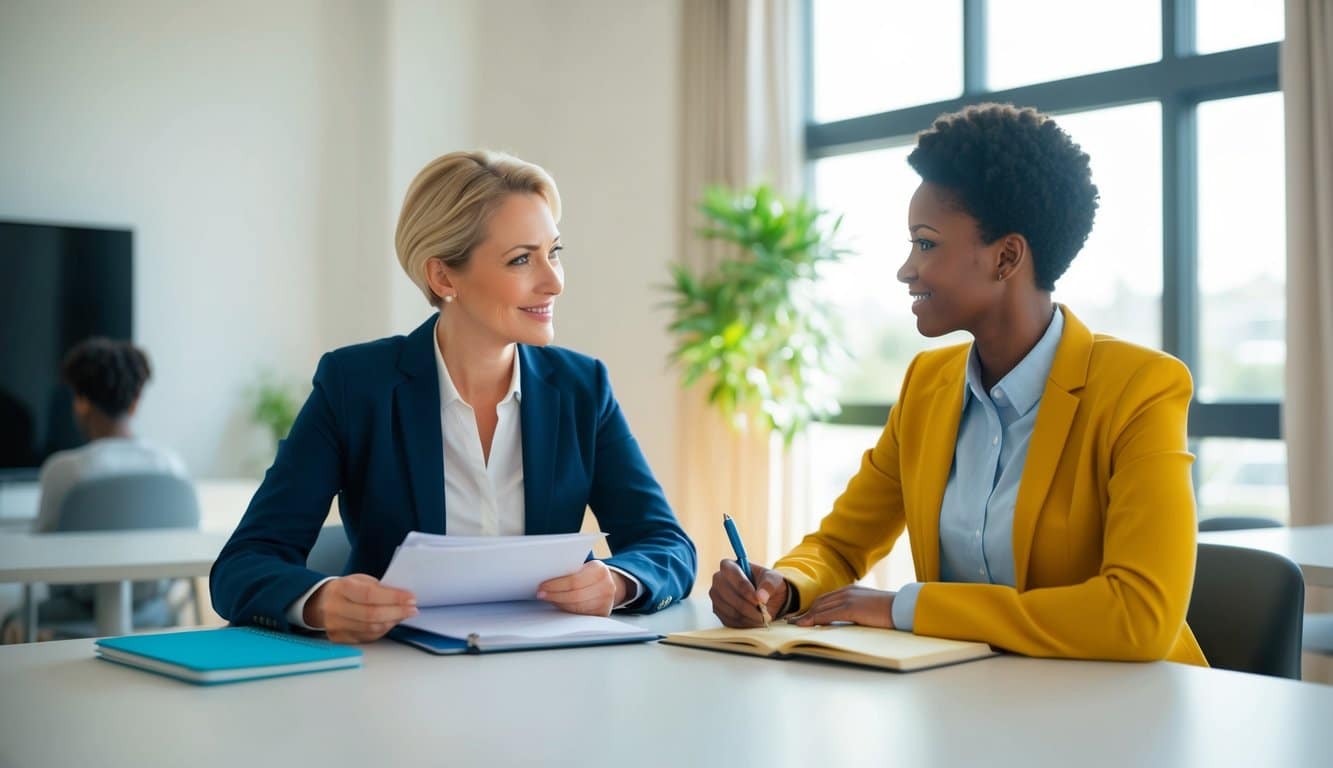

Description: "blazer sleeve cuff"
892 582 923 632
285 576 337 630
606 565 643 610
774 567 820 613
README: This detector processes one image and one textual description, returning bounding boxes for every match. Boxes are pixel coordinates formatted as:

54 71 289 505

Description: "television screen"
0 221 133 478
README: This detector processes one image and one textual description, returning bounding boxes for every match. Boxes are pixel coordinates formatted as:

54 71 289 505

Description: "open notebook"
391 600 659 654
662 623 995 672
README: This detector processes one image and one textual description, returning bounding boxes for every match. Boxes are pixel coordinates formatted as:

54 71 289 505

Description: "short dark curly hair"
61 338 152 419
907 103 1099 291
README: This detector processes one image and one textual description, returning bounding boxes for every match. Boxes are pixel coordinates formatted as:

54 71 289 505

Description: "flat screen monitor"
0 221 133 479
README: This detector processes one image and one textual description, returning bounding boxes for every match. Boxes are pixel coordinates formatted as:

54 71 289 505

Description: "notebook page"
786 624 995 670
664 623 816 654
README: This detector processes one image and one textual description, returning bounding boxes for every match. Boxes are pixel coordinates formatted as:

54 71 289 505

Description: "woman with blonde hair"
213 151 696 643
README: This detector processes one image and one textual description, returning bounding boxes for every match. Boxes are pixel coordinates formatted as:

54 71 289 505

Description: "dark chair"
1187 543 1304 679
26 473 201 641
1195 517 1330 657
306 524 351 575
1198 516 1282 532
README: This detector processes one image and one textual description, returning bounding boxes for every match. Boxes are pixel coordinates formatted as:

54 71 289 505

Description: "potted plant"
248 371 301 450
665 183 847 443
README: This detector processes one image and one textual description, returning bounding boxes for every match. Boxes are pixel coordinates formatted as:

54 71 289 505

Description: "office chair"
1194 517 1333 657
33 473 202 640
1187 543 1304 679
306 524 351 576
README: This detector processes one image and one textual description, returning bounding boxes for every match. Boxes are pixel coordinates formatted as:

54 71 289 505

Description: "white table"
1199 524 1333 587
2 600 1332 768
0 529 231 639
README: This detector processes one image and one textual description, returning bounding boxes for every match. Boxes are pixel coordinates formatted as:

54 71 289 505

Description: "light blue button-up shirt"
892 308 1064 631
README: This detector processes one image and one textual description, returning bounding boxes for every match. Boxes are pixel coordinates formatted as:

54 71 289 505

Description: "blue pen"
723 514 771 626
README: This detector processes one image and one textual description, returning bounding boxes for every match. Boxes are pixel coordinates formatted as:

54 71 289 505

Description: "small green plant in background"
665 183 849 443
249 371 301 448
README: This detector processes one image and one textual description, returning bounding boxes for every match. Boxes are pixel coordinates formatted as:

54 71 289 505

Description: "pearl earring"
443 294 454 304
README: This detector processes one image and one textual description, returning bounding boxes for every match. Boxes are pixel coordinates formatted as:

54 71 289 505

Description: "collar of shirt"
963 305 1065 419
432 317 522 409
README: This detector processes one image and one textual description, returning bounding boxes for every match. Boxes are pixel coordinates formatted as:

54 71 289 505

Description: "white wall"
387 0 480 334
1 0 681 500
463 0 683 500
0 1 403 476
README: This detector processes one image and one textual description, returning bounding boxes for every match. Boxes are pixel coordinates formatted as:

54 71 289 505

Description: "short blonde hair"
395 150 562 306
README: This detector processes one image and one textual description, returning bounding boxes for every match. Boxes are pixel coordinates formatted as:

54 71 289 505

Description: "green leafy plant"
665 183 848 443
249 371 301 447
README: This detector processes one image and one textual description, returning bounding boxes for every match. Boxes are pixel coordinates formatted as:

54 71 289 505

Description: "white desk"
2 599 1332 768
0 529 231 638
1199 524 1333 587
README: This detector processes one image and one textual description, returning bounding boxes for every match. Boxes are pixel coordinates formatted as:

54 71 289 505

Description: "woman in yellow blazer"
709 103 1207 666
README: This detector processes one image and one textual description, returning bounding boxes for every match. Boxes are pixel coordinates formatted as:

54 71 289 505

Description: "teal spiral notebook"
94 627 363 685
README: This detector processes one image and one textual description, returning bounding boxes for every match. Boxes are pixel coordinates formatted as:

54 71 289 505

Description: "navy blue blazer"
210 315 696 631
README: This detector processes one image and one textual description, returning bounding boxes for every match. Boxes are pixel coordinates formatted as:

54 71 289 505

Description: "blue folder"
95 627 362 685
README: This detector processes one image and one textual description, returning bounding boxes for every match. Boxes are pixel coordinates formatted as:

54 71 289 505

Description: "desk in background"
2 599 1331 767
0 529 231 639
1199 524 1333 588
0 478 341 639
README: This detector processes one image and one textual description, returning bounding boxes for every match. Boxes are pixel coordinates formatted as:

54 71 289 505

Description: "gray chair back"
1198 516 1282 532
57 473 200 532
1187 543 1304 679
306 524 351 576
54 473 200 607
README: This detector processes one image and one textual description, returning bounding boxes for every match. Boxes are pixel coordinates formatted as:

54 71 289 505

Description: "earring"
443 294 454 304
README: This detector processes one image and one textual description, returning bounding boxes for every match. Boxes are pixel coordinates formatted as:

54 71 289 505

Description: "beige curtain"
675 0 802 582
1283 0 1333 529
1284 0 1333 684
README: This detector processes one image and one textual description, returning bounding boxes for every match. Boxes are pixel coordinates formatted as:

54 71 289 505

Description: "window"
985 0 1161 90
804 0 1286 527
811 1 963 122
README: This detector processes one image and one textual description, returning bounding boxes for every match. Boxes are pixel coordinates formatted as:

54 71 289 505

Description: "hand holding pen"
709 514 791 628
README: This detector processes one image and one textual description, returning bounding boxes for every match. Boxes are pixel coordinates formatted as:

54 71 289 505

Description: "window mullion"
963 0 987 95
1161 95 1198 371
1164 0 1197 61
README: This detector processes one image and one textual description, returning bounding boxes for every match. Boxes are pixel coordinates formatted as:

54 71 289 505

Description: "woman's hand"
788 585 896 629
709 559 790 628
537 560 627 616
304 574 418 644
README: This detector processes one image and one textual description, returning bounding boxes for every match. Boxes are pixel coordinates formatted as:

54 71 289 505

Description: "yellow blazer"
776 306 1207 665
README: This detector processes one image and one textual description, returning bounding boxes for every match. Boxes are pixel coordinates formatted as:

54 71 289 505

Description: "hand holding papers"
379 531 658 653
380 531 605 606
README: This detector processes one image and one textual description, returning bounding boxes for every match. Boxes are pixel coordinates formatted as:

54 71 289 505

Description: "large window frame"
804 0 1282 442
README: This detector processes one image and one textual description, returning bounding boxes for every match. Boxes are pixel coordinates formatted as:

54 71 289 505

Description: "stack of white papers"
380 531 604 606
379 531 659 653
401 600 659 652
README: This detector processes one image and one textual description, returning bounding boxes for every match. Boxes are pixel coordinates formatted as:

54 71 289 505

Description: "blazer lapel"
1012 305 1091 590
912 373 965 582
395 314 446 535
518 346 560 535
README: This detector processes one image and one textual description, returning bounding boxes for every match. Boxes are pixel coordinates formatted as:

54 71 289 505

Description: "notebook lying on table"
391 600 660 654
94 627 363 685
661 623 995 672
